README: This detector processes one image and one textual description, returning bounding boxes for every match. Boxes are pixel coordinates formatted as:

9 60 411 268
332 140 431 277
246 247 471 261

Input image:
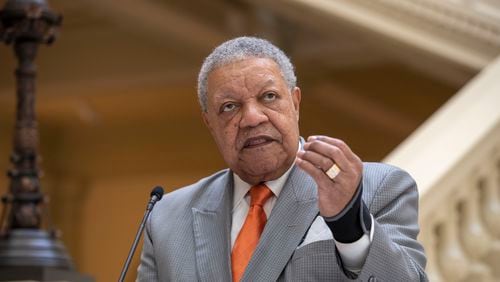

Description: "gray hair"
197 36 296 112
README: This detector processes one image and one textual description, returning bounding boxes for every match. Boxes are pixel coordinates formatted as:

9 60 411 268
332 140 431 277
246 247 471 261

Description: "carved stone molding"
334 0 500 69
255 0 500 73
362 0 500 47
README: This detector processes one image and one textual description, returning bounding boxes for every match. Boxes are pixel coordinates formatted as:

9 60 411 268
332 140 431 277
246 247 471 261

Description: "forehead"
207 57 285 92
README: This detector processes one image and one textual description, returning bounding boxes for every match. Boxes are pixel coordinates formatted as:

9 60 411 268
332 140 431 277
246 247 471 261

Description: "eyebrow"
213 91 235 101
258 78 276 93
213 78 278 102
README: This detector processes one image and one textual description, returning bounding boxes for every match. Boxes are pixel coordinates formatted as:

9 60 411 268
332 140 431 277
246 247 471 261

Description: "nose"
239 102 268 128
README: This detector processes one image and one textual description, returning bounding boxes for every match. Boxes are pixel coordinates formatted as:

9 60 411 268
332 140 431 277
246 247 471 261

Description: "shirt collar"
232 163 294 212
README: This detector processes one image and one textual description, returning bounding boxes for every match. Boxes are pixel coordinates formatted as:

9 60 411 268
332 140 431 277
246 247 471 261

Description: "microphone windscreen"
151 186 164 200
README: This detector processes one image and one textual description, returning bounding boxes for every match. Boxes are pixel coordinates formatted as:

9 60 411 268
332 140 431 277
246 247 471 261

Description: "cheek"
220 122 239 147
274 119 299 151
273 111 299 135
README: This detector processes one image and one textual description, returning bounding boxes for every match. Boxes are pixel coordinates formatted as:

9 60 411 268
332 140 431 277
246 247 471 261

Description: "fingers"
307 135 357 162
295 155 342 186
296 135 363 217
296 149 334 172
302 138 350 171
296 135 363 183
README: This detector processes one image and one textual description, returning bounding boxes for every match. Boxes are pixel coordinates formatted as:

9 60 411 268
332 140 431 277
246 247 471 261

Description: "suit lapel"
192 171 233 282
242 166 319 281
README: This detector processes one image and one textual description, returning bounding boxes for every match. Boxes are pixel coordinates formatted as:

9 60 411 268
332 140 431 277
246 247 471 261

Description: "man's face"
203 57 301 185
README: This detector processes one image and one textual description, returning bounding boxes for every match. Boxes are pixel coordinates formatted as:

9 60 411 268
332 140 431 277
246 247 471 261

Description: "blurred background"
1 0 499 281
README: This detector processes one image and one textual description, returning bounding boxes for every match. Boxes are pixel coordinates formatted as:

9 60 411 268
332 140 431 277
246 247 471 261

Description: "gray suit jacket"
137 163 427 281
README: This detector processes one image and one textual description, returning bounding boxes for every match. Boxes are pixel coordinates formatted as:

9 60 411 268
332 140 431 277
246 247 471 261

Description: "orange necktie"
231 184 273 282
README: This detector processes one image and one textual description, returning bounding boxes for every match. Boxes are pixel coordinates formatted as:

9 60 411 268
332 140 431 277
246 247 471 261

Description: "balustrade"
419 139 500 281
385 56 500 281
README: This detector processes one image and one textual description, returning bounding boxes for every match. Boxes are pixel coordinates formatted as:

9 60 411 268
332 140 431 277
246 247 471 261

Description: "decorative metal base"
0 229 93 281
0 266 93 282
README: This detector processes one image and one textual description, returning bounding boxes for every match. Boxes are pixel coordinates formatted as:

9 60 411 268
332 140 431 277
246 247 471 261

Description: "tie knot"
249 184 273 207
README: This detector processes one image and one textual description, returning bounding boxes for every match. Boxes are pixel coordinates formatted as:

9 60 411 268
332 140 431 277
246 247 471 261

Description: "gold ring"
326 164 340 180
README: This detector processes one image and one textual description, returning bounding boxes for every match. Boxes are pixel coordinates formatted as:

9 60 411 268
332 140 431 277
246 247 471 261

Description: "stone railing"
384 56 500 281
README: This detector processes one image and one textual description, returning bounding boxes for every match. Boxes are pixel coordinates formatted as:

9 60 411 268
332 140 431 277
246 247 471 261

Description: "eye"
262 92 277 102
221 102 237 113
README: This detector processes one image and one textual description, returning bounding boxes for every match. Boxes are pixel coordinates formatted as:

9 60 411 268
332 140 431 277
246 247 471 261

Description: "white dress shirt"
230 165 373 273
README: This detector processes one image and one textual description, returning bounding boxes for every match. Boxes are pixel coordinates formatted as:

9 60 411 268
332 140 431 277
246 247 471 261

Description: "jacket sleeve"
357 166 428 281
136 215 159 282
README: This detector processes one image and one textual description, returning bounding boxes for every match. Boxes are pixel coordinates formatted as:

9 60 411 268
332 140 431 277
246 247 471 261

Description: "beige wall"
79 173 203 282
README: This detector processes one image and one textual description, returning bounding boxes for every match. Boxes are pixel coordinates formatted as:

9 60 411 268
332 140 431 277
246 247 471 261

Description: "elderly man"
137 37 427 281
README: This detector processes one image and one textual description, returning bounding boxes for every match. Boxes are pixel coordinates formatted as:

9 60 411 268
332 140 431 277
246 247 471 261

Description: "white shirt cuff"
333 214 374 274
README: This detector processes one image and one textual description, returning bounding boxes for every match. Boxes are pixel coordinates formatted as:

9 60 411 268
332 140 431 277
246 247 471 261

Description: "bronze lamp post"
0 0 92 280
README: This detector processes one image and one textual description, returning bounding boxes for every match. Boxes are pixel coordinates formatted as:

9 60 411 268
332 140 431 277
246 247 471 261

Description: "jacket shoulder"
363 162 415 185
152 168 230 212
362 162 417 208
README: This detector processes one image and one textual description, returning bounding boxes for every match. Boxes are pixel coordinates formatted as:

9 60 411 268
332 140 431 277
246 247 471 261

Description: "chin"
236 157 286 181
249 164 277 176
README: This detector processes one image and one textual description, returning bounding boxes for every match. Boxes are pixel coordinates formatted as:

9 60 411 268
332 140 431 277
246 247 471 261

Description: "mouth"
243 135 276 149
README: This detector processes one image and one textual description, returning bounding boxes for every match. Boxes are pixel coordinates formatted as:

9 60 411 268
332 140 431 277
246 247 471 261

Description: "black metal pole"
118 208 152 282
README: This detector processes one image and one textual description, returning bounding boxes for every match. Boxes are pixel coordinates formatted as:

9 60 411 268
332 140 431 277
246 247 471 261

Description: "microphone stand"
118 187 163 282
118 208 151 282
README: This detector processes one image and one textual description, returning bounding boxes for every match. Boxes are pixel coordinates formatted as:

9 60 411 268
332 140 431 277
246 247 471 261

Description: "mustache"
237 128 282 149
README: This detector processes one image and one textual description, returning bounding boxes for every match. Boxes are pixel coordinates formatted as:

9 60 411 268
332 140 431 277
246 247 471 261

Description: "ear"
291 87 301 120
202 111 211 129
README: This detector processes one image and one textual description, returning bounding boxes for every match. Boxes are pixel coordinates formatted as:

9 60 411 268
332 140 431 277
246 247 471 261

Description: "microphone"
118 186 164 282
147 186 164 211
